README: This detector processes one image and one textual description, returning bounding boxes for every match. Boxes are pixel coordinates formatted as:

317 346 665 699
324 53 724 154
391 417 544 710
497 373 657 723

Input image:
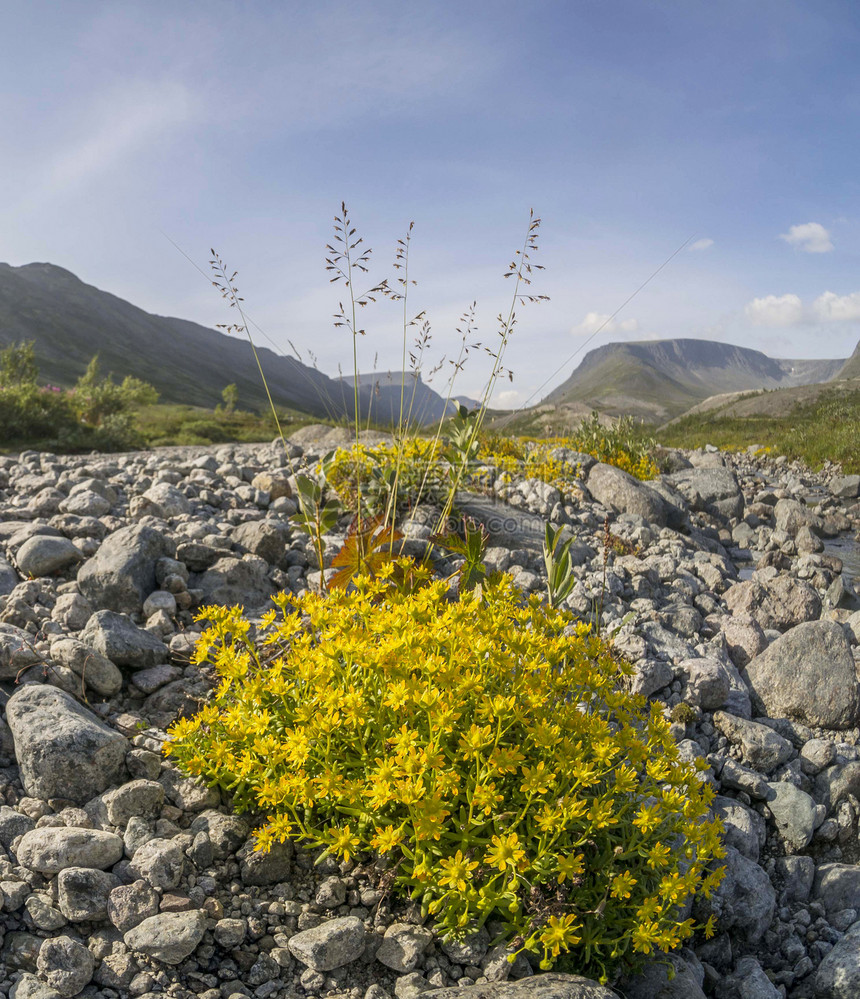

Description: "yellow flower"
610 871 637 900
485 832 526 872
326 824 360 861
539 913 581 959
370 826 404 854
438 850 479 892
556 853 584 884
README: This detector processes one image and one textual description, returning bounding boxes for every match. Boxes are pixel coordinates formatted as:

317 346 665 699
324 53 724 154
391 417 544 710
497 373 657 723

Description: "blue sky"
3 1 860 407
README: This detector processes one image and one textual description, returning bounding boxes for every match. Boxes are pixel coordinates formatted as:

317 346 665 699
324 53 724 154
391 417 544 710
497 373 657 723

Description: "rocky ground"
1 424 860 999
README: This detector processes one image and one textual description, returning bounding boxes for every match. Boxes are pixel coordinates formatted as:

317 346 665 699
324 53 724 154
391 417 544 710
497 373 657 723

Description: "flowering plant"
166 572 724 981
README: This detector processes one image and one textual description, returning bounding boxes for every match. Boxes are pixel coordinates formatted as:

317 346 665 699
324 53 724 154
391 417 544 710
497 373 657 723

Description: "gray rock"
721 614 768 668
0 555 19 595
743 620 860 729
815 919 860 997
49 637 122 697
765 781 817 849
376 923 434 973
214 917 247 948
713 711 793 772
439 927 490 966
720 758 776 800
128 837 184 890
0 622 43 680
585 463 667 526
159 768 220 812
831 474 860 499
421 975 618 999
189 810 250 859
5 684 129 803
800 738 836 775
713 795 766 862
59 490 111 518
720 956 780 998
123 909 207 965
51 592 93 631
697 845 775 943
288 915 367 971
683 657 731 710
140 482 191 519
774 855 815 904
232 519 292 565
9 973 63 999
814 863 860 915
774 497 822 537
36 935 94 997
26 894 67 930
238 836 292 885
815 760 860 812
192 555 275 609
663 466 744 521
80 609 168 669
0 804 35 848
724 576 821 632
57 867 118 921
77 524 174 616
107 880 159 932
15 827 124 873
621 953 705 998
16 536 83 578
103 780 165 826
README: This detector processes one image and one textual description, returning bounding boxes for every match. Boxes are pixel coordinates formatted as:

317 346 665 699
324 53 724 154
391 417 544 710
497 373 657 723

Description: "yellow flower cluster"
325 438 449 514
166 573 724 981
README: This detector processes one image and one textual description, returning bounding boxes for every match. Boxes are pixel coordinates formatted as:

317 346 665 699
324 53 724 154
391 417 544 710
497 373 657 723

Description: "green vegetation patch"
166 574 724 982
660 388 860 473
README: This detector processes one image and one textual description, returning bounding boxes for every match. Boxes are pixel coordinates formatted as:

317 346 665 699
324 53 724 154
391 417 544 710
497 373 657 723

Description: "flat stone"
123 910 207 965
421 975 618 999
288 916 367 971
15 828 124 874
814 863 860 915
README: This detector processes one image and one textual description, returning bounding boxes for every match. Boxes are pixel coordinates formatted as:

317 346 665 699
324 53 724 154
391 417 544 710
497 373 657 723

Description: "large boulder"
5 685 128 803
662 466 744 521
743 620 860 729
76 524 174 616
585 464 667 527
723 575 821 632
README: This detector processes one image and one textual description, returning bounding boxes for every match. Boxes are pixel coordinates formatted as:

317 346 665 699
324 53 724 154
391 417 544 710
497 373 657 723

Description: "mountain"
544 338 847 422
341 370 457 426
836 340 860 380
0 261 356 419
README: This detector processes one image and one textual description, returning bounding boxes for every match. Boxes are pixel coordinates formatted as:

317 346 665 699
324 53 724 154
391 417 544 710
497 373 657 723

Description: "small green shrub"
166 573 724 982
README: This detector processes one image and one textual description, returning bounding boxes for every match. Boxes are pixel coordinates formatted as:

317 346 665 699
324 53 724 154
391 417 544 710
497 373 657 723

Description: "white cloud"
812 291 860 322
571 312 639 336
780 222 833 253
496 389 522 406
744 294 804 327
688 238 714 251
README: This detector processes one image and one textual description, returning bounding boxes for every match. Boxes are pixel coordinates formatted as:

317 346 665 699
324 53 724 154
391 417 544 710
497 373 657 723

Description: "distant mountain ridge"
544 337 848 422
0 262 453 426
